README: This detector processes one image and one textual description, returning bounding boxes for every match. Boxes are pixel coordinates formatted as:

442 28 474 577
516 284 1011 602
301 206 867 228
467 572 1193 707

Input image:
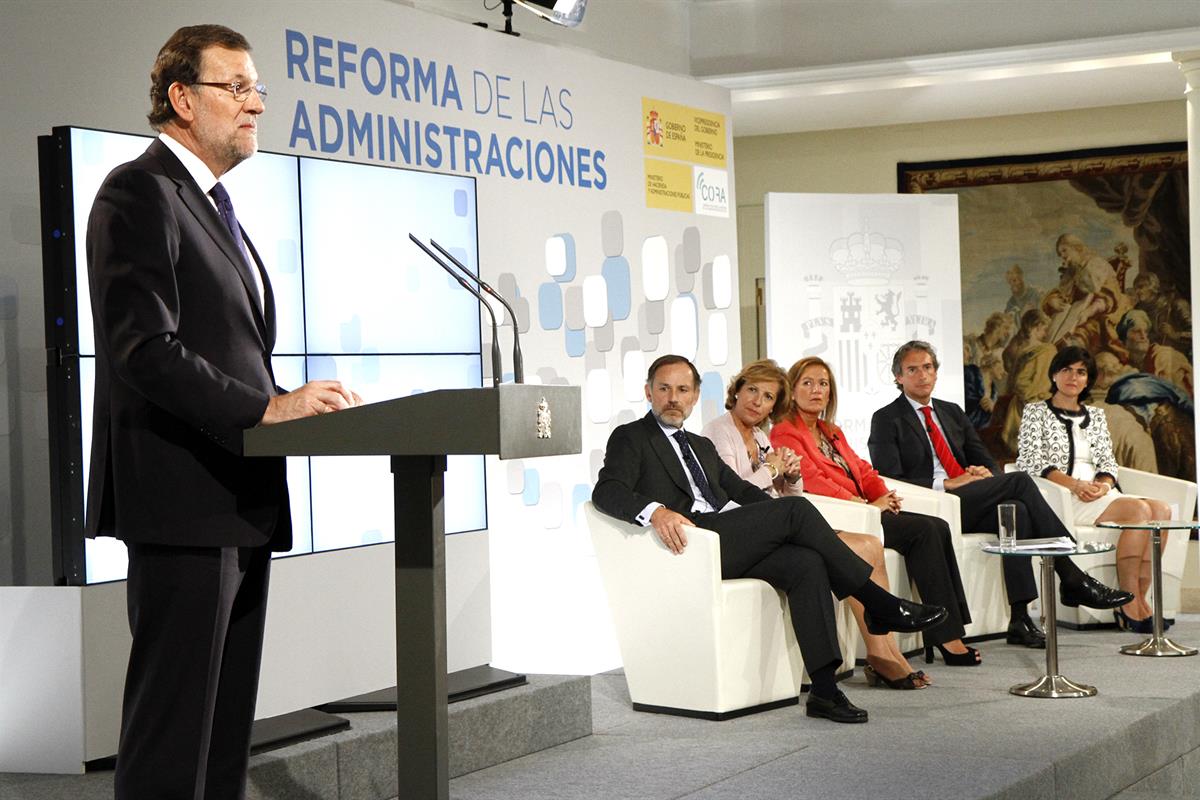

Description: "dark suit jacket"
592 412 771 523
867 394 997 489
85 138 290 550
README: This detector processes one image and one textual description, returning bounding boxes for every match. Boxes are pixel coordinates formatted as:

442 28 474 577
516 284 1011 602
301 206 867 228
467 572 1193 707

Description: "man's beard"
655 409 685 428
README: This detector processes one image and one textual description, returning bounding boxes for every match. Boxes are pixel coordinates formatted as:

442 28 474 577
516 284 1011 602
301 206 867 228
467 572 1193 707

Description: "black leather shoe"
1060 575 1134 610
863 599 947 635
1006 616 1046 648
806 689 868 723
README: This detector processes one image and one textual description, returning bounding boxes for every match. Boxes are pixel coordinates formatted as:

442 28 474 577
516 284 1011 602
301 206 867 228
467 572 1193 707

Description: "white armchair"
1007 466 1197 627
585 498 875 719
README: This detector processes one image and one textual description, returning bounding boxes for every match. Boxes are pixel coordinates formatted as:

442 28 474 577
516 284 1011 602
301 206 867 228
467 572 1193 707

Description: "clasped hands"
765 446 802 483
260 380 362 425
868 489 902 514
1071 478 1110 502
944 465 992 489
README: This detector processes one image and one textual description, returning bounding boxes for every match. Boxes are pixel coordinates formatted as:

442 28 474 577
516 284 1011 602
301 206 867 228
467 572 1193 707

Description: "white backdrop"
765 193 964 455
1 0 739 679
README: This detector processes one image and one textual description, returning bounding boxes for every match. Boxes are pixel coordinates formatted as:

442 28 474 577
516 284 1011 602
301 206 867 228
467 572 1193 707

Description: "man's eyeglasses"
192 81 268 102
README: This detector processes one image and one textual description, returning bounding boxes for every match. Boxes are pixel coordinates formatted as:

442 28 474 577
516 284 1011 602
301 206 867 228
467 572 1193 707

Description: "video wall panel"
51 127 486 584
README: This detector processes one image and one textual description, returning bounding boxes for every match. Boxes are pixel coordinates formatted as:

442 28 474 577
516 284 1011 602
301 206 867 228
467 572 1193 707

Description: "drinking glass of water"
998 503 1017 550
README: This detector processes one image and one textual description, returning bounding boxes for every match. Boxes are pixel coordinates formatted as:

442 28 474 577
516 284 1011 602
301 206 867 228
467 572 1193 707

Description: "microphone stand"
429 239 524 384
408 233 502 388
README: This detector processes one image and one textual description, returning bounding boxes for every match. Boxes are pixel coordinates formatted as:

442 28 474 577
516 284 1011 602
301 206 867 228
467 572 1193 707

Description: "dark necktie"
209 182 261 306
672 430 721 511
209 181 244 249
919 405 965 479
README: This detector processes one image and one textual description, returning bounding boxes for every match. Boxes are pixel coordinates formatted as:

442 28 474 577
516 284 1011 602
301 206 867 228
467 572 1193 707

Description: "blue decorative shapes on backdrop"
522 468 541 505
538 282 564 330
565 327 586 357
571 484 591 523
454 189 468 217
601 256 631 321
700 370 725 425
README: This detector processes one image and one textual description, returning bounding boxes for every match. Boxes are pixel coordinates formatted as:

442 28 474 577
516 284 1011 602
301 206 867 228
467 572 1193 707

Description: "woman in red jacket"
771 356 978 667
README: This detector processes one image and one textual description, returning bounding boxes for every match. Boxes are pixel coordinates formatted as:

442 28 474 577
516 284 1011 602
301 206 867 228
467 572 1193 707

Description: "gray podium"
245 384 581 800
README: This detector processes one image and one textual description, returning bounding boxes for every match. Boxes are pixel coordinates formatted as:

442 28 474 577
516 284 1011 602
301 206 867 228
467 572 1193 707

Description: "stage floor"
5 619 1200 799
453 618 1200 800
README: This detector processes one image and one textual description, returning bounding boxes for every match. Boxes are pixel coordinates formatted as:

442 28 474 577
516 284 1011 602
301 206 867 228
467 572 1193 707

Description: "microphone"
408 233 502 389
429 239 524 384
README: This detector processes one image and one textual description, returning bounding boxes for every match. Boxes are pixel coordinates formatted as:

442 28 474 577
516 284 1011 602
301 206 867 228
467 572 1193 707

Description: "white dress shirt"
636 419 740 526
905 394 951 491
158 133 265 309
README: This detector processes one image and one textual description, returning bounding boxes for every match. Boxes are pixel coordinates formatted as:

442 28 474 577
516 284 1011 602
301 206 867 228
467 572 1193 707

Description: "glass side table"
982 540 1114 698
1096 520 1197 657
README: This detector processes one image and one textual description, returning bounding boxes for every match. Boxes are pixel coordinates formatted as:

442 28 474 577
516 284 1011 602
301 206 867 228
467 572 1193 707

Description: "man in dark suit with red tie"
593 354 948 724
867 341 1130 649
86 25 360 799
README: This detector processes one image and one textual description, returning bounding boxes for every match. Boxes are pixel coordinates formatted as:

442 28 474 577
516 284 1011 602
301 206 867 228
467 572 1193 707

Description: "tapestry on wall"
899 143 1193 481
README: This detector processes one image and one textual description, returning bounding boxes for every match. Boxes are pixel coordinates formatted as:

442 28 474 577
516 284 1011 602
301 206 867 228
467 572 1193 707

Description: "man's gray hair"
891 340 939 389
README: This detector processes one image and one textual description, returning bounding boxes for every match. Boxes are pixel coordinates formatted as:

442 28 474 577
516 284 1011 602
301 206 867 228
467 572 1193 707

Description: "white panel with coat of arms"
764 193 964 456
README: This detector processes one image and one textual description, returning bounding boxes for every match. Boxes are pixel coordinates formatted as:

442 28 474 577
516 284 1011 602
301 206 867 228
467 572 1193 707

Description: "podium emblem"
536 396 552 439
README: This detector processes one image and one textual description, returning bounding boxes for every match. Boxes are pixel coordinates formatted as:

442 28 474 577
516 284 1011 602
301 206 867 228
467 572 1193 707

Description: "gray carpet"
6 620 1200 799
453 619 1200 800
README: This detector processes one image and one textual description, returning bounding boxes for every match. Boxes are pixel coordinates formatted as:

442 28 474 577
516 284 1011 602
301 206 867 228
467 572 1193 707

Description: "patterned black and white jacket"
1015 400 1119 482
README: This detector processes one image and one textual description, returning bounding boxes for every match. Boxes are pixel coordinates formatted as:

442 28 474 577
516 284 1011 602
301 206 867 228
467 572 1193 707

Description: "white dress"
1068 423 1125 526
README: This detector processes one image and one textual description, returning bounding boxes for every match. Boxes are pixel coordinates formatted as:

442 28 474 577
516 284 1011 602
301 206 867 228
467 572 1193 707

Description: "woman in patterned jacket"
1015 346 1172 632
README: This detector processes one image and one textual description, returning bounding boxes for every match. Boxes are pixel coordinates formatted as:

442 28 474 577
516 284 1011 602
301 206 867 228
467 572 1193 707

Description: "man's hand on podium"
260 380 362 425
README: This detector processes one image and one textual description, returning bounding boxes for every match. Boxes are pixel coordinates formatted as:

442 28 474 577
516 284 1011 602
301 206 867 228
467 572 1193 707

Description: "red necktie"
919 405 964 479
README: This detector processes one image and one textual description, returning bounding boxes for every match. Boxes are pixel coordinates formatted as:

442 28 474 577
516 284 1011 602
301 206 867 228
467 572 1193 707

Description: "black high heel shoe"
923 642 981 666
1113 608 1154 634
863 662 922 690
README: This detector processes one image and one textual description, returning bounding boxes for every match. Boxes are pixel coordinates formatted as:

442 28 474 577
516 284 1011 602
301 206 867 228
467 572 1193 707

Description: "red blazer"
769 417 889 502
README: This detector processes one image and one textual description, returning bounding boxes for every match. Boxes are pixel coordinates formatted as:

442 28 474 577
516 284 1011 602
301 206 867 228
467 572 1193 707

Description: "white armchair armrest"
1118 467 1198 521
1004 464 1074 527
801 493 882 539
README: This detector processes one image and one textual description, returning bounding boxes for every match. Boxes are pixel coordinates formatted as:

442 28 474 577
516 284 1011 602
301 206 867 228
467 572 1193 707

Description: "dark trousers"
115 543 272 800
881 511 970 645
693 496 873 674
949 471 1081 606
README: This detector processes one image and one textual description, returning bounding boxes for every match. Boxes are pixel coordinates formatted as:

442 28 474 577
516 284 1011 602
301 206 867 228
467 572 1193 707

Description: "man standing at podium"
593 355 947 723
86 25 359 800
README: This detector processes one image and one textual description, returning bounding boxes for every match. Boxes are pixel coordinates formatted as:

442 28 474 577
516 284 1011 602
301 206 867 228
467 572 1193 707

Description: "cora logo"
695 172 726 204
693 167 729 217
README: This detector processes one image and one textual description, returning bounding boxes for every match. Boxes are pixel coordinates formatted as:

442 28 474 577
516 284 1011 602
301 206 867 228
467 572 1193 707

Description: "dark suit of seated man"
592 354 947 723
867 341 1132 649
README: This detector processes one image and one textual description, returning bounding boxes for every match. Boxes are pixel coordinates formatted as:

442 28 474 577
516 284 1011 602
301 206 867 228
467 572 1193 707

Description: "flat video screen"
42 126 487 584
